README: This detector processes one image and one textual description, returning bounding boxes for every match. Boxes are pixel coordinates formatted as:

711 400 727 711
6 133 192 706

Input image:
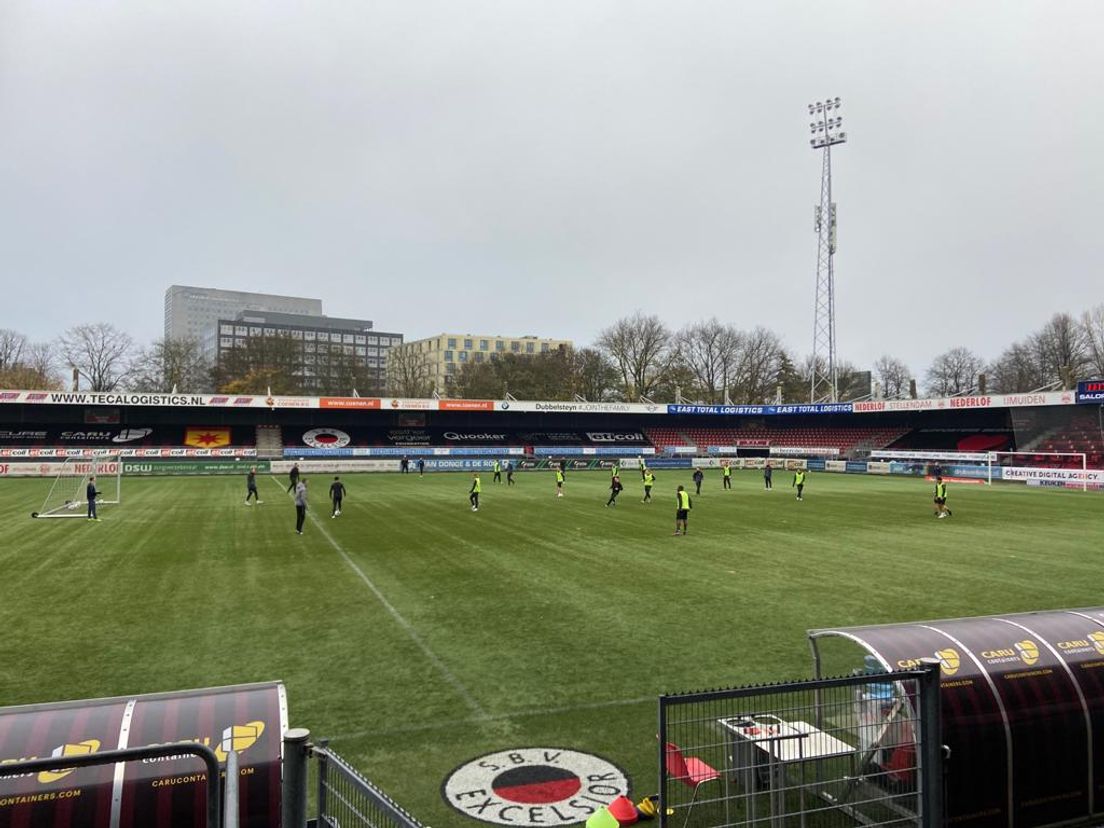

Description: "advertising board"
270 459 399 474
1076 381 1104 404
1002 467 1103 485
0 461 120 477
121 460 268 476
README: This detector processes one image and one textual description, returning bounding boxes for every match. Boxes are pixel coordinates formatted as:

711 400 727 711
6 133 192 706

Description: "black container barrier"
810 608 1104 828
0 681 287 828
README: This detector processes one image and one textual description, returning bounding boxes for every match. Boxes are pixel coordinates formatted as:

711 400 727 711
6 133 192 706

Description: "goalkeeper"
86 477 101 521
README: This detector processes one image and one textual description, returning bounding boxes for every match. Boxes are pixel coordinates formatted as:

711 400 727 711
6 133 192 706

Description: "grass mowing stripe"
269 476 488 718
328 694 656 742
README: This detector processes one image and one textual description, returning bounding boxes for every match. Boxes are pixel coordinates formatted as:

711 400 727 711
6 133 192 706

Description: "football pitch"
3 468 1103 825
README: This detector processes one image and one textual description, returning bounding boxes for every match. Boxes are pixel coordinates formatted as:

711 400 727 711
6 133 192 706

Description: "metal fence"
658 661 942 828
315 742 427 828
0 742 224 828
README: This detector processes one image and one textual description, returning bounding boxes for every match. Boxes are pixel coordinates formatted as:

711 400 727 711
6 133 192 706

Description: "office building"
388 333 572 395
164 285 323 348
213 311 402 395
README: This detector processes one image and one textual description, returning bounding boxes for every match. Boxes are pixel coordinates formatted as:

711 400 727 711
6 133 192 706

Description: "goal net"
33 454 123 518
987 450 1091 492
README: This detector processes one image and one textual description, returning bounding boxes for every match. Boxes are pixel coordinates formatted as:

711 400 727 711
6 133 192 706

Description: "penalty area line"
269 476 487 719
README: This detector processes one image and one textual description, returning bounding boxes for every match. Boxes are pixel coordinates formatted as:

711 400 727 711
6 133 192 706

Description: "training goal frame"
986 450 1089 492
32 452 123 518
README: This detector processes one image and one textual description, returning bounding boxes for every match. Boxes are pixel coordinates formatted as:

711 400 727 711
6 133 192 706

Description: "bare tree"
1082 304 1104 378
674 319 741 403
24 342 56 378
925 346 984 396
597 312 672 400
58 323 134 391
0 329 28 371
1032 312 1088 387
129 338 211 393
570 347 620 401
386 344 435 398
873 355 912 398
988 341 1046 393
11 342 61 389
836 361 870 400
730 327 786 403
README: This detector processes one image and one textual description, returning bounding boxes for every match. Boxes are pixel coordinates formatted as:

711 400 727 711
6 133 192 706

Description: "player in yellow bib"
470 473 481 511
674 486 692 535
933 476 952 519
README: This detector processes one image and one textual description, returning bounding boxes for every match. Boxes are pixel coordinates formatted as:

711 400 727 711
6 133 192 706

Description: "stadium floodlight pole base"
986 450 1088 492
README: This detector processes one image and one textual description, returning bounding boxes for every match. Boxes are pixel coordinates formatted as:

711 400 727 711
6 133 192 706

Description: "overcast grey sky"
2 1 1101 376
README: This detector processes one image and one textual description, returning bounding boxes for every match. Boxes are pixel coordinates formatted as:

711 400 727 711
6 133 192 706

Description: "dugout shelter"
809 608 1104 828
0 681 287 828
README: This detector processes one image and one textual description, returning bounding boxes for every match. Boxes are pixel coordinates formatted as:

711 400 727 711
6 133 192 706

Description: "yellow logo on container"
936 648 960 675
1089 632 1104 655
1015 640 1040 665
38 739 101 783
215 721 265 762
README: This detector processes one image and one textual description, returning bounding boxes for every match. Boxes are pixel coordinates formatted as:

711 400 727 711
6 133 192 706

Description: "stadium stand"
638 427 692 451
1025 411 1103 468
886 429 1014 453
0 424 256 448
255 424 284 458
646 426 908 457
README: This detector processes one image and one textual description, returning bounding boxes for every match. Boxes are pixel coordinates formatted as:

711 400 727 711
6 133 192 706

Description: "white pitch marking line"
270 476 487 718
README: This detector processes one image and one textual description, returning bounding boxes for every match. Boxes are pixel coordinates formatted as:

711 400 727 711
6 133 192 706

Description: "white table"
718 715 855 828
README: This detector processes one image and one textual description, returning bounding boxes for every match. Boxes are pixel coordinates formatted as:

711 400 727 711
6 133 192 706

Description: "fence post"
224 750 240 828
282 728 311 828
917 659 944 828
316 738 331 826
657 698 667 828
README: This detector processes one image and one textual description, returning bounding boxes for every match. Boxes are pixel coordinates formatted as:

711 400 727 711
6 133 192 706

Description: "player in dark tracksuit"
330 476 346 517
286 463 301 493
764 462 773 490
86 477 101 521
693 467 704 495
606 475 623 506
245 467 261 504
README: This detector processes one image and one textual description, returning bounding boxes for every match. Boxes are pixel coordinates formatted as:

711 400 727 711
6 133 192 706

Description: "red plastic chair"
663 742 720 827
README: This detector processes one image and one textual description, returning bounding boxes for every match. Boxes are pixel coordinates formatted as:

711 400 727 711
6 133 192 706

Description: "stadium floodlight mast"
808 97 846 402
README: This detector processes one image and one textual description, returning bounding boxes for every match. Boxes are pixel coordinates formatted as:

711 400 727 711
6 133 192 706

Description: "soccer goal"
986 451 1089 491
32 453 123 518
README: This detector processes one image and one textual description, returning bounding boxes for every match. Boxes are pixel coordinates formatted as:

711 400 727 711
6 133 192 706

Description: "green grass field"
3 468 1103 825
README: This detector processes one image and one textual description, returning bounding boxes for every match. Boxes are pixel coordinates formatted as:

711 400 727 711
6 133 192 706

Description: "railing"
658 662 942 828
0 742 225 828
314 740 427 828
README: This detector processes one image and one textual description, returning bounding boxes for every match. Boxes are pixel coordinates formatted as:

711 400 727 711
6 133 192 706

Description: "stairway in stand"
255 424 284 459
